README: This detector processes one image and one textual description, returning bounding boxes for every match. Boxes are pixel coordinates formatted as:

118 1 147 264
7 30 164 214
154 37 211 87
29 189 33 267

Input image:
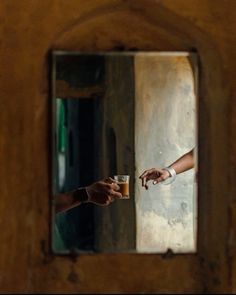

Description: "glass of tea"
114 175 130 199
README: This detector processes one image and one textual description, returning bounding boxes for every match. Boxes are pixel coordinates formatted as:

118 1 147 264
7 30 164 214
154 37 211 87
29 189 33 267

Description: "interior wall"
0 0 235 293
135 54 196 253
94 55 136 252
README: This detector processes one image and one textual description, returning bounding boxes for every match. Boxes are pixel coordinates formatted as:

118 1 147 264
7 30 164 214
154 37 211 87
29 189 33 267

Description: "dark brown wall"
0 0 236 293
94 55 136 252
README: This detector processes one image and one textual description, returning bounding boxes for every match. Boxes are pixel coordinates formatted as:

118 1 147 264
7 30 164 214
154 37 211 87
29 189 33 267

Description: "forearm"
168 149 194 174
54 188 89 213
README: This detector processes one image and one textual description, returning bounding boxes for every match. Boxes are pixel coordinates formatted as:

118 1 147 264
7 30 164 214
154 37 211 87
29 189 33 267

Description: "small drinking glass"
114 175 130 199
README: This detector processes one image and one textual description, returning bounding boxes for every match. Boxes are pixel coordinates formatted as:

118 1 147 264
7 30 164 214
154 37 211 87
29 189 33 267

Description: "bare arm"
169 149 194 174
54 188 88 214
54 178 122 213
139 149 195 189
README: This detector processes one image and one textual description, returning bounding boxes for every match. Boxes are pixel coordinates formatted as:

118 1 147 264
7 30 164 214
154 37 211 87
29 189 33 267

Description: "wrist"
72 187 89 204
162 166 176 184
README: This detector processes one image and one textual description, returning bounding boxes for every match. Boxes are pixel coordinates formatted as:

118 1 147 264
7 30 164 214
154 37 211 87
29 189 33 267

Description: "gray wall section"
135 54 197 253
94 55 136 252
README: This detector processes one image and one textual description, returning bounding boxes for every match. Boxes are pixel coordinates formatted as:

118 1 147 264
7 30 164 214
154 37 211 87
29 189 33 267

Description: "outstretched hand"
86 177 122 205
139 168 170 189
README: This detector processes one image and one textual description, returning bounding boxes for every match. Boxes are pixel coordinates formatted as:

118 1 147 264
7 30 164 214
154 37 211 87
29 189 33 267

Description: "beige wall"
0 0 236 293
135 54 196 253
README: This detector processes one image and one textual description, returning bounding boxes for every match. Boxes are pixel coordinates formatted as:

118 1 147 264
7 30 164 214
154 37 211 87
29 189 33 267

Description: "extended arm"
54 178 122 213
168 149 194 174
139 148 195 189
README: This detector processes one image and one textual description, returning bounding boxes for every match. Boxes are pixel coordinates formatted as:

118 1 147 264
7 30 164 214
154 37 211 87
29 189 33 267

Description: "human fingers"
141 169 162 186
139 170 150 187
102 182 120 193
104 177 117 184
99 182 113 193
101 183 122 200
140 169 157 186
139 168 155 180
139 170 149 179
111 182 120 191
110 191 123 199
107 195 115 203
143 172 156 188
142 175 146 187
153 179 163 185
